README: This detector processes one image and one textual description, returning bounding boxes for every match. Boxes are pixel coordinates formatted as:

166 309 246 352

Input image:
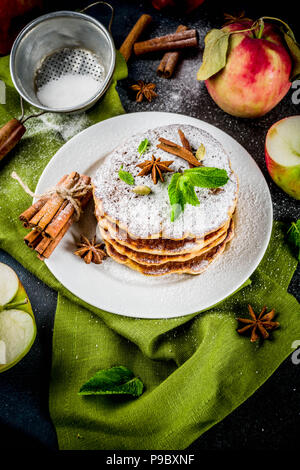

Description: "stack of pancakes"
93 124 238 276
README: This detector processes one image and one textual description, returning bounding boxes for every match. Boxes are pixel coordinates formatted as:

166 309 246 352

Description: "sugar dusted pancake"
92 124 238 276
93 124 238 240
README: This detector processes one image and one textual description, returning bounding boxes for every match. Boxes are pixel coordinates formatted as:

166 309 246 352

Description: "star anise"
74 235 106 264
130 80 157 102
136 155 174 184
237 305 280 342
223 11 252 26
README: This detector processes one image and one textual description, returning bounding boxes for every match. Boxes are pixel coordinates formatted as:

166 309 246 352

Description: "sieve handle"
80 2 114 33
0 119 26 162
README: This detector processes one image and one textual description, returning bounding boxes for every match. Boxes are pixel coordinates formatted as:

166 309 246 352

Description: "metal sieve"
0 2 116 161
10 2 116 113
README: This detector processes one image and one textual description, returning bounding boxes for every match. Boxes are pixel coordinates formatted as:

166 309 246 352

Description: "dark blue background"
0 0 299 452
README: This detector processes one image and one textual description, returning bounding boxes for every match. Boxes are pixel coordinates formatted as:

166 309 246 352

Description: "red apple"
203 21 292 118
151 0 205 13
265 115 300 199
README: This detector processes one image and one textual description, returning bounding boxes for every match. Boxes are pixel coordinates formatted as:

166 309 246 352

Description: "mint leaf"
287 220 300 261
168 173 185 221
184 167 229 188
78 366 144 397
168 166 229 221
138 138 150 156
118 166 135 185
197 29 230 80
179 176 200 206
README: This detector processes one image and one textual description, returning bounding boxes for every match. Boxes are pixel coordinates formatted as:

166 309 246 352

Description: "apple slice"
0 340 6 365
0 262 19 306
265 116 300 200
0 262 36 372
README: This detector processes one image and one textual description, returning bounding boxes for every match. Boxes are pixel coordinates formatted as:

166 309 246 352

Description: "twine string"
11 171 91 221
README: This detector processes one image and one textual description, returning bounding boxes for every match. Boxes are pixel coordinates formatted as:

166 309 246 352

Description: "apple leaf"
78 366 144 397
282 31 300 81
287 220 300 261
197 29 230 80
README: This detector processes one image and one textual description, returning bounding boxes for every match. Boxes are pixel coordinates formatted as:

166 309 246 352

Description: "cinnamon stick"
120 14 152 62
178 128 193 168
24 230 43 249
157 138 201 167
134 29 198 56
44 175 91 239
19 197 49 228
157 25 188 78
29 172 80 231
19 174 68 227
21 172 93 260
37 218 73 260
37 184 92 260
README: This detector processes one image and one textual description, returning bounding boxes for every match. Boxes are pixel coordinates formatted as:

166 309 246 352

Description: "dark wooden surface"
0 0 299 452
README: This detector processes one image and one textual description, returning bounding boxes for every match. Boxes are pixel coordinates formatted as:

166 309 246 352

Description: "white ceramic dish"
36 112 273 319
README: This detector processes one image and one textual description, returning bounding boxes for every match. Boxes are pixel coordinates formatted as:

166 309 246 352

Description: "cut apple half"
265 115 300 200
0 262 36 372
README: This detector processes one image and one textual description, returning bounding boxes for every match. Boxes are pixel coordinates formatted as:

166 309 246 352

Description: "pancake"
92 124 238 241
92 123 238 276
99 222 231 265
104 220 235 276
96 208 230 255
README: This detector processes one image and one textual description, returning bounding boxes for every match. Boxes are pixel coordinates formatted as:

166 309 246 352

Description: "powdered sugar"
25 111 90 142
37 73 104 109
93 124 238 239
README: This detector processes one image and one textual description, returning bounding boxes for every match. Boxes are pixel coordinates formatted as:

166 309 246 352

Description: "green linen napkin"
1 54 300 450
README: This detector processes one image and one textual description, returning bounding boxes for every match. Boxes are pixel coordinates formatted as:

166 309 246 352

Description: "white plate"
36 112 273 319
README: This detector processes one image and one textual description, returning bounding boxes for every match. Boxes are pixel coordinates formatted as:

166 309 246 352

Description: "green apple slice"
0 340 6 365
0 262 19 307
0 309 35 365
0 262 36 372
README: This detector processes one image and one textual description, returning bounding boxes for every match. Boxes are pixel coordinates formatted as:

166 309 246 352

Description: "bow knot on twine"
11 171 92 221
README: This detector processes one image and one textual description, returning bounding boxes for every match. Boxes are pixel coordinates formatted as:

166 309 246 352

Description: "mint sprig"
138 138 150 156
168 167 229 222
118 165 135 185
287 220 300 261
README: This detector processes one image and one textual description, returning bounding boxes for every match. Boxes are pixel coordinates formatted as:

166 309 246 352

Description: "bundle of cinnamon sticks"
19 171 92 260
119 14 198 78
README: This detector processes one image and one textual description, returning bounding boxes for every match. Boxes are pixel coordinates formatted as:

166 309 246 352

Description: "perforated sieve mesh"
35 47 105 90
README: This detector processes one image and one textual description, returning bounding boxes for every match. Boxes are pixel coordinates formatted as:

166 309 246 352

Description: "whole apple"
265 115 300 199
204 21 292 118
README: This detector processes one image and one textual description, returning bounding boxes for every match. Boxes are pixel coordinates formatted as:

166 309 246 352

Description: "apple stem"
255 18 265 39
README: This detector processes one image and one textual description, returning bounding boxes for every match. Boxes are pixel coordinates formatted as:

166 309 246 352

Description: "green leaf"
179 176 200 207
168 173 185 222
287 220 300 261
283 31 300 81
167 167 229 222
138 138 150 156
78 366 144 397
197 29 230 80
118 167 135 185
184 167 229 188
